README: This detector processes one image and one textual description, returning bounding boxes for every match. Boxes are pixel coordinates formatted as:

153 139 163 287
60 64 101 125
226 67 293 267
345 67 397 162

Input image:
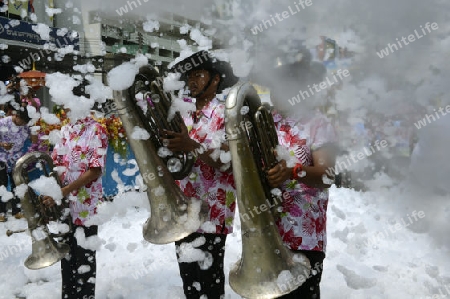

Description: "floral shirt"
273 110 336 252
29 117 69 153
0 116 30 170
175 98 236 235
52 117 108 226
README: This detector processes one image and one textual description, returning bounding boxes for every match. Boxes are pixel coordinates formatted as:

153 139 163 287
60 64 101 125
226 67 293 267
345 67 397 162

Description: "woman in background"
0 98 31 221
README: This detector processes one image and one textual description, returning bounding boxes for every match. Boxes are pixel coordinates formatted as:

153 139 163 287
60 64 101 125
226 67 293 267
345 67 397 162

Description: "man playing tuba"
261 47 338 299
163 50 239 299
41 80 109 299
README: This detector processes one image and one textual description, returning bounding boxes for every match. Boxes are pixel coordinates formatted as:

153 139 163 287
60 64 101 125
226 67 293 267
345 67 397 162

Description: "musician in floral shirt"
176 97 236 234
51 116 108 226
42 85 108 299
264 49 337 299
271 110 336 251
165 51 238 299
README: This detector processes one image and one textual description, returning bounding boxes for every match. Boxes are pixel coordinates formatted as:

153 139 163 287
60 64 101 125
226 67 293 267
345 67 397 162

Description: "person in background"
28 105 69 154
0 98 31 221
258 47 337 299
21 88 41 111
6 76 20 96
164 51 239 299
1 101 16 118
40 82 108 298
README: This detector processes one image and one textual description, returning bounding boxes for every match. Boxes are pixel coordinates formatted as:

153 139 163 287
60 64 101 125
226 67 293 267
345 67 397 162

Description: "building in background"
53 0 215 73
0 0 79 106
1 0 219 104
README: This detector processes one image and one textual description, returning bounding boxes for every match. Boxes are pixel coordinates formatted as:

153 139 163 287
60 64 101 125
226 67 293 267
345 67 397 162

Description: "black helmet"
251 42 328 112
256 44 324 87
170 50 239 94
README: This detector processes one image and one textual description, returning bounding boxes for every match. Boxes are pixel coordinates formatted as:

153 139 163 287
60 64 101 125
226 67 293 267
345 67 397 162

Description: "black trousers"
276 250 326 299
0 161 21 215
61 225 98 299
175 232 227 299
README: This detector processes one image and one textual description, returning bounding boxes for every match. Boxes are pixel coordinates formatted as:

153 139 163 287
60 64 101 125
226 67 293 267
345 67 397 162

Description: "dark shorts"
276 250 326 299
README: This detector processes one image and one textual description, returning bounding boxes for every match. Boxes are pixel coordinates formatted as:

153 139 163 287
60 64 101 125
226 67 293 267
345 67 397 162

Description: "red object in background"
18 66 45 90
28 0 34 13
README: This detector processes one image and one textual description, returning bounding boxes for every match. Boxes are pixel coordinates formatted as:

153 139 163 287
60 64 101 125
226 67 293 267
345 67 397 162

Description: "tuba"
225 82 311 298
8 152 70 270
110 65 208 244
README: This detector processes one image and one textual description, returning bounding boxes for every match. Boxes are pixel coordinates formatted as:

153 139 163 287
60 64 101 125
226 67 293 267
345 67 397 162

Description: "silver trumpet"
225 82 311 298
110 65 208 244
11 152 70 270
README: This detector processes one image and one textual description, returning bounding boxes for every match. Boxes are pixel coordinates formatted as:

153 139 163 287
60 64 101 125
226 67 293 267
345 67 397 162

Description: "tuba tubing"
225 82 311 298
110 65 208 244
12 151 70 270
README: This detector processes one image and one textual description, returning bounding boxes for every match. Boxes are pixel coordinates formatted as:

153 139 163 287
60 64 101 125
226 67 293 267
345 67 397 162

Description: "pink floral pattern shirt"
273 110 336 252
175 98 236 235
52 117 108 226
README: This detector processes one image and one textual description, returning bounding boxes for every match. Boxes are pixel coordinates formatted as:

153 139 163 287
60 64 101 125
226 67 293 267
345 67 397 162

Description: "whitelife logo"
171 51 211 76
17 36 76 69
414 104 450 129
116 0 150 16
325 140 389 178
364 210 425 248
376 22 439 58
288 69 350 106
250 0 312 35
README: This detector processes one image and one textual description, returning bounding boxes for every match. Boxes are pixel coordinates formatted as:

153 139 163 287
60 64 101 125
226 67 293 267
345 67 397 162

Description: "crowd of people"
0 48 360 299
1 77 109 298
329 107 422 190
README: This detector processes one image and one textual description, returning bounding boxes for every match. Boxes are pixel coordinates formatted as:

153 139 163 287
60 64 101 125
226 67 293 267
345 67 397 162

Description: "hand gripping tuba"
10 152 70 270
110 65 208 244
225 82 311 298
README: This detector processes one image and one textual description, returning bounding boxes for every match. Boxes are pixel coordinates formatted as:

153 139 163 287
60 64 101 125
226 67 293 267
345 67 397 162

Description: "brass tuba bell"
109 65 208 244
10 152 70 270
225 82 311 298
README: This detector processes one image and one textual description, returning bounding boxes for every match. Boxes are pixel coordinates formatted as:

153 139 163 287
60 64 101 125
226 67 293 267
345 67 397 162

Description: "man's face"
187 69 211 97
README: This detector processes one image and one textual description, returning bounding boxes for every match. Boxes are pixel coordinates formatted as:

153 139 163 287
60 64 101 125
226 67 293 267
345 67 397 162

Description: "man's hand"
266 160 292 188
40 195 56 208
61 186 70 198
162 121 198 153
1 142 13 150
40 186 70 208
